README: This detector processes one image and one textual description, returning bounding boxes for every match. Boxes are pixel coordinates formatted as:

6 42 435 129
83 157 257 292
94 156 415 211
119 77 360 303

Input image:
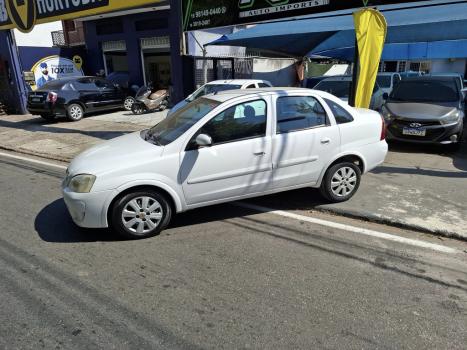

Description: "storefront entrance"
102 40 129 75
140 37 171 89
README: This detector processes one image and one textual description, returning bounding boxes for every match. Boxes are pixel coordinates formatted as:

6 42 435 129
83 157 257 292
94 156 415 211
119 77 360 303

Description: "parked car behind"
313 75 386 111
382 76 465 147
377 72 401 95
27 77 126 122
303 76 328 89
106 71 140 111
424 72 464 91
63 88 388 239
168 79 273 116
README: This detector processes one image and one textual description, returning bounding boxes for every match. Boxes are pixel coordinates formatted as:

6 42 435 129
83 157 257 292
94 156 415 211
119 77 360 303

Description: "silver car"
382 76 465 146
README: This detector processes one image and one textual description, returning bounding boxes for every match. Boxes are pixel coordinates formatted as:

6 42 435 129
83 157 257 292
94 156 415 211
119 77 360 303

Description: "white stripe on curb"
0 151 459 254
234 202 458 254
0 152 67 170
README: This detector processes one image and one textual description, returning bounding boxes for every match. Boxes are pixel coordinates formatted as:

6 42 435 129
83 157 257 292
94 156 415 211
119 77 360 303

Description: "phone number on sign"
190 7 227 19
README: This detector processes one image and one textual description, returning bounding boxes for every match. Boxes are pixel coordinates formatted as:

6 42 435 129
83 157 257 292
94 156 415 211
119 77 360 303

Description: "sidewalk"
1 112 466 240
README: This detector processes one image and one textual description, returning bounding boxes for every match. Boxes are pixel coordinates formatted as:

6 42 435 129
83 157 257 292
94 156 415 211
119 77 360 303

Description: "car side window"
71 79 96 91
276 96 327 133
197 100 267 145
258 83 270 88
245 84 256 89
324 98 354 124
95 79 114 90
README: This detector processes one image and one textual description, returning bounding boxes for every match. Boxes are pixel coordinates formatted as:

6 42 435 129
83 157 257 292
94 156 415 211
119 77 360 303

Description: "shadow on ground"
35 189 329 243
0 117 131 141
35 199 117 243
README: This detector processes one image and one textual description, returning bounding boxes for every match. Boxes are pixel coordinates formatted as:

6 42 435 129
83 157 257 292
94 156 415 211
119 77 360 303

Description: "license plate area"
402 127 426 136
32 98 42 102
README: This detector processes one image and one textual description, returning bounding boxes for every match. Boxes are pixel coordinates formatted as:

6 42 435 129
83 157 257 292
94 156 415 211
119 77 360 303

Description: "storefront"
81 4 186 102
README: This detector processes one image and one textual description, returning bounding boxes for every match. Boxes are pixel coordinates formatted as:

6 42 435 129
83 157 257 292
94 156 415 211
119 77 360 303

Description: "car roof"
205 79 270 85
401 76 459 82
203 87 341 103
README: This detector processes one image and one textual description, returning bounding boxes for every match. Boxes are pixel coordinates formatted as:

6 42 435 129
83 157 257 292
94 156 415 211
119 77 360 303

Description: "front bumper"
386 119 463 144
62 187 115 228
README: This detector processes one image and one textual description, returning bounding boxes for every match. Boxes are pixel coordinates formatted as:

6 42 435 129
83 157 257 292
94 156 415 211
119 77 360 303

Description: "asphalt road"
0 153 466 350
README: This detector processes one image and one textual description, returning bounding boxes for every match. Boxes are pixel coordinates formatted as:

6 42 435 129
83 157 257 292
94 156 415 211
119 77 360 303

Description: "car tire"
40 114 55 121
110 190 172 239
66 103 84 121
320 162 361 203
123 96 135 111
131 103 146 115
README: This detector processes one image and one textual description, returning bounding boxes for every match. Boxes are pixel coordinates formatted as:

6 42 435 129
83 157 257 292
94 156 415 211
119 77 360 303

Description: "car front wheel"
67 103 84 121
320 162 361 203
123 96 135 111
110 190 172 239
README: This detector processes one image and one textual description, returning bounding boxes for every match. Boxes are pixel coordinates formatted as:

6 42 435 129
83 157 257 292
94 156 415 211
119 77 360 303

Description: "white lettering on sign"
36 0 104 15
239 0 329 18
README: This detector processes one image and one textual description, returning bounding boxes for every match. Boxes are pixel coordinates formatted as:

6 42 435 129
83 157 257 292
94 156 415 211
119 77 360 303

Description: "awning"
312 39 467 61
209 2 467 58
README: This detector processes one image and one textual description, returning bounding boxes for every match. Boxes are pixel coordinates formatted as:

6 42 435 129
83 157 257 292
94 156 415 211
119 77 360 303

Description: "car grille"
393 118 440 127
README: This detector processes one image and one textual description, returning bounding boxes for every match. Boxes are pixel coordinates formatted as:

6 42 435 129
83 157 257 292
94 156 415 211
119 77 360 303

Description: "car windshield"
146 98 221 146
390 80 459 103
377 75 392 88
314 81 351 98
188 84 242 102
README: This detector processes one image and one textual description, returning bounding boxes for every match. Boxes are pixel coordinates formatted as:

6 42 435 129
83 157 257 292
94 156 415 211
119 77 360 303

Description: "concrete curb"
316 206 467 242
0 145 73 163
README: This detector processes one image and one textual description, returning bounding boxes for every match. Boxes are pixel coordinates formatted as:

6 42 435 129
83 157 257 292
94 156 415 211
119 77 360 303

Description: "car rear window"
377 76 391 88
390 80 459 103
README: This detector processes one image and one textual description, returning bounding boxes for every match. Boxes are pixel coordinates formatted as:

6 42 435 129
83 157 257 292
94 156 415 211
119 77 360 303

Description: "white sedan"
63 88 388 239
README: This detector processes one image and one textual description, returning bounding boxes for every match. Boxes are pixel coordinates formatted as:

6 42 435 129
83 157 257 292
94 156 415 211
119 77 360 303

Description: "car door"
73 78 101 112
95 78 123 110
271 94 340 189
180 97 272 205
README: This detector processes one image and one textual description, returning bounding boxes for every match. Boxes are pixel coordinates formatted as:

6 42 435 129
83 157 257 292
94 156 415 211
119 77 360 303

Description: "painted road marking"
0 151 460 254
235 202 458 254
0 152 67 170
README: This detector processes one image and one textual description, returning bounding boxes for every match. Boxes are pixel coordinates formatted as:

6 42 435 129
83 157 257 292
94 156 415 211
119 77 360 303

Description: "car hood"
68 131 163 176
385 101 458 120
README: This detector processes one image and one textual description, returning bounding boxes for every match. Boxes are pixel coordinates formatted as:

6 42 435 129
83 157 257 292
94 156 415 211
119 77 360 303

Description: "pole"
349 38 359 107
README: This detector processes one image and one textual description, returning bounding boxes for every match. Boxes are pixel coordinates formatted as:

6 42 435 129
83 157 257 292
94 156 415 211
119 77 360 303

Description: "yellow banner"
353 8 387 109
0 0 163 33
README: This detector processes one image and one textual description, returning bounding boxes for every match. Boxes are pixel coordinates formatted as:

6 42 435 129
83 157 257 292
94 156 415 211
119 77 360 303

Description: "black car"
382 76 465 147
27 76 126 121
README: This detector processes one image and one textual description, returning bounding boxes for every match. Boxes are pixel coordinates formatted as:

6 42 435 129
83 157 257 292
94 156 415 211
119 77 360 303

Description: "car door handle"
253 151 266 156
321 138 331 145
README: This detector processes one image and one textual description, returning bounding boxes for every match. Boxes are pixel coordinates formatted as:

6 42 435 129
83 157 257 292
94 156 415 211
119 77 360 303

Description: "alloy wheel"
330 167 358 198
124 97 134 111
121 196 164 235
69 105 83 120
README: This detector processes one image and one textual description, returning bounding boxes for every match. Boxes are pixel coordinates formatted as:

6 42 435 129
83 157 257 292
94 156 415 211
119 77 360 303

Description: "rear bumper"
27 103 67 117
386 120 463 144
363 140 388 173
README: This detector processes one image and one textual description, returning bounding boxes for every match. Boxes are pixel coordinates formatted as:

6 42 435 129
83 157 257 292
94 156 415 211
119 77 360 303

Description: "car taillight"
47 92 58 104
380 115 386 141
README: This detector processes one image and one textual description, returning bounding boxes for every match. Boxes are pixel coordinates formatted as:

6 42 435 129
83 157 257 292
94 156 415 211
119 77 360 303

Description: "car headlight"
68 174 96 193
381 106 394 121
440 110 461 125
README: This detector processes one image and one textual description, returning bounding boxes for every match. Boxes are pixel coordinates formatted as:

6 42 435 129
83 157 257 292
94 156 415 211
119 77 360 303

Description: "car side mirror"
195 134 212 148
383 93 389 100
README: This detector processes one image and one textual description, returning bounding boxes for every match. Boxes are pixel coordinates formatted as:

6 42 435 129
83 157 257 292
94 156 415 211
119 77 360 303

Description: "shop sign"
182 0 429 31
0 0 163 33
29 55 84 90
